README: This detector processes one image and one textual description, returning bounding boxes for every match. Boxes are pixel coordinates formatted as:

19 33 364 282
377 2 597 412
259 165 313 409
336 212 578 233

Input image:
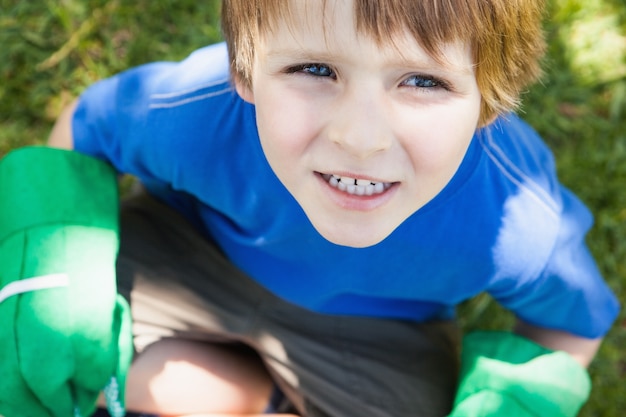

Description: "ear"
234 76 255 104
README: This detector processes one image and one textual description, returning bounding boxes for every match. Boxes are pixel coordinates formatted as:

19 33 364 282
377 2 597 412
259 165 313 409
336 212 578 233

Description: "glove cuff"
0 146 118 242
453 331 591 417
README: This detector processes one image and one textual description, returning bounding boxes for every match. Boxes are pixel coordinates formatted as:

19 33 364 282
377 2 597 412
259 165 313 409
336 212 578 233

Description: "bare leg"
161 414 299 417
160 414 299 417
115 338 275 416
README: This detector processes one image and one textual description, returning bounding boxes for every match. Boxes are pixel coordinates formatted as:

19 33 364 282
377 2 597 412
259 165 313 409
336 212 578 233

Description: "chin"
314 223 394 248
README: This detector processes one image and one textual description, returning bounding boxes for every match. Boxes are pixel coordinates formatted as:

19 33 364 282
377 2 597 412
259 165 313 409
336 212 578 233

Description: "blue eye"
402 75 445 89
293 64 336 78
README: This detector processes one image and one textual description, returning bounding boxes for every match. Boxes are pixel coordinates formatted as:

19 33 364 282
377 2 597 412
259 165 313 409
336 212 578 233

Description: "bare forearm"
514 319 602 368
48 100 77 149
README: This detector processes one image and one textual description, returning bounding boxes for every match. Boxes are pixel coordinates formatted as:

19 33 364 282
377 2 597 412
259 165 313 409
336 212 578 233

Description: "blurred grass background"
0 0 624 415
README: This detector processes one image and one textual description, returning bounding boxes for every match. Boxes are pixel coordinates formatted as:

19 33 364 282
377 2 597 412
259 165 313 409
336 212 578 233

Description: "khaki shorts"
116 193 461 417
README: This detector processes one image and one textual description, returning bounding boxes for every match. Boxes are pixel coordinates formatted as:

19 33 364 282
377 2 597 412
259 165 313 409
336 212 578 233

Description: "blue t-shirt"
72 42 619 339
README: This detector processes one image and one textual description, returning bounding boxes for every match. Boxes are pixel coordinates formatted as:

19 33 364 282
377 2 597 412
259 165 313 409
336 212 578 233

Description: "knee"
124 338 273 415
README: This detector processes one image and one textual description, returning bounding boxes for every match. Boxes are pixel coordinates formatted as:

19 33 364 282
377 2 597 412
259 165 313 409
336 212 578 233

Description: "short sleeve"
71 42 232 177
493 185 619 338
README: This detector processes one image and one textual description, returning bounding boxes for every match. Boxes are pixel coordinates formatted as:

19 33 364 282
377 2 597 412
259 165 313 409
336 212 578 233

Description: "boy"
41 0 618 415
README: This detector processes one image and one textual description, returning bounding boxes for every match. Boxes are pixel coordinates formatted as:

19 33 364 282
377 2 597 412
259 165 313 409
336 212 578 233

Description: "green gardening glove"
448 331 591 417
0 147 133 417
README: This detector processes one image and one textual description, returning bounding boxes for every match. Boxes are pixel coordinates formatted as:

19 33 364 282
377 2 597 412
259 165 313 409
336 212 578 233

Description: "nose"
327 87 392 159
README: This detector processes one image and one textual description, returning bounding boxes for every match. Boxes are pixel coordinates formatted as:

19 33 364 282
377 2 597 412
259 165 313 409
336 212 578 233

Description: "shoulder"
75 42 247 145
113 42 233 107
479 114 554 163
77 43 232 109
470 115 568 283
476 114 563 216
72 42 255 182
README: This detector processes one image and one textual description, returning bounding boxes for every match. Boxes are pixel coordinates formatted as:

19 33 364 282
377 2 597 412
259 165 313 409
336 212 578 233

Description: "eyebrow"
386 55 475 75
265 48 338 63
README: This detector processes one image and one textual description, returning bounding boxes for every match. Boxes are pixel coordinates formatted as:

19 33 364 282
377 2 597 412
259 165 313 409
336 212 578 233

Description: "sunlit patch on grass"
552 0 626 85
564 15 626 84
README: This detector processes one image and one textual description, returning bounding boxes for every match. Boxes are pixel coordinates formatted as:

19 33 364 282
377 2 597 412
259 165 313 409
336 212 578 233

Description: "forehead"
263 0 359 48
259 0 474 68
262 0 464 33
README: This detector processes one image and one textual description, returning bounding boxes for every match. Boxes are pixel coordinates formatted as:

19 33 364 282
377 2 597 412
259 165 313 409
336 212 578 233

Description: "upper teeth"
324 174 391 196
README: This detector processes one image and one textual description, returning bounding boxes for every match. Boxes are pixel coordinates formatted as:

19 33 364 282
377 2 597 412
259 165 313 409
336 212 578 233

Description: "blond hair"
221 0 546 126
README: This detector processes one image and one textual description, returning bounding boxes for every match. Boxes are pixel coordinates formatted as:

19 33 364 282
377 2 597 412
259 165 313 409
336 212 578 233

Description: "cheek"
255 90 322 159
400 105 478 176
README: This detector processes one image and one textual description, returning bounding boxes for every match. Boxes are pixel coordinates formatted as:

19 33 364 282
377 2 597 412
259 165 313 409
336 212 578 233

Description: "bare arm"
48 100 77 149
514 319 602 368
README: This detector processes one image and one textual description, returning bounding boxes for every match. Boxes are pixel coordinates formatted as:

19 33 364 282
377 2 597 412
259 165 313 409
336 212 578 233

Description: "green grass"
0 0 221 154
1 0 625 415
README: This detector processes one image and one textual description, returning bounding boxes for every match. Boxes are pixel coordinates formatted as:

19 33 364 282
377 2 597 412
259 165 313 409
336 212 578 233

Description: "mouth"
320 173 394 196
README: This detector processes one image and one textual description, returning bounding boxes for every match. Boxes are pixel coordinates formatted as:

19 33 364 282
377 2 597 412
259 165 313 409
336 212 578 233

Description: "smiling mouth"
321 173 394 196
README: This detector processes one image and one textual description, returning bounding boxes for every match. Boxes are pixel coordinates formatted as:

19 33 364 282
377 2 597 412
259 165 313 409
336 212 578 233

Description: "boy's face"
236 0 482 248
